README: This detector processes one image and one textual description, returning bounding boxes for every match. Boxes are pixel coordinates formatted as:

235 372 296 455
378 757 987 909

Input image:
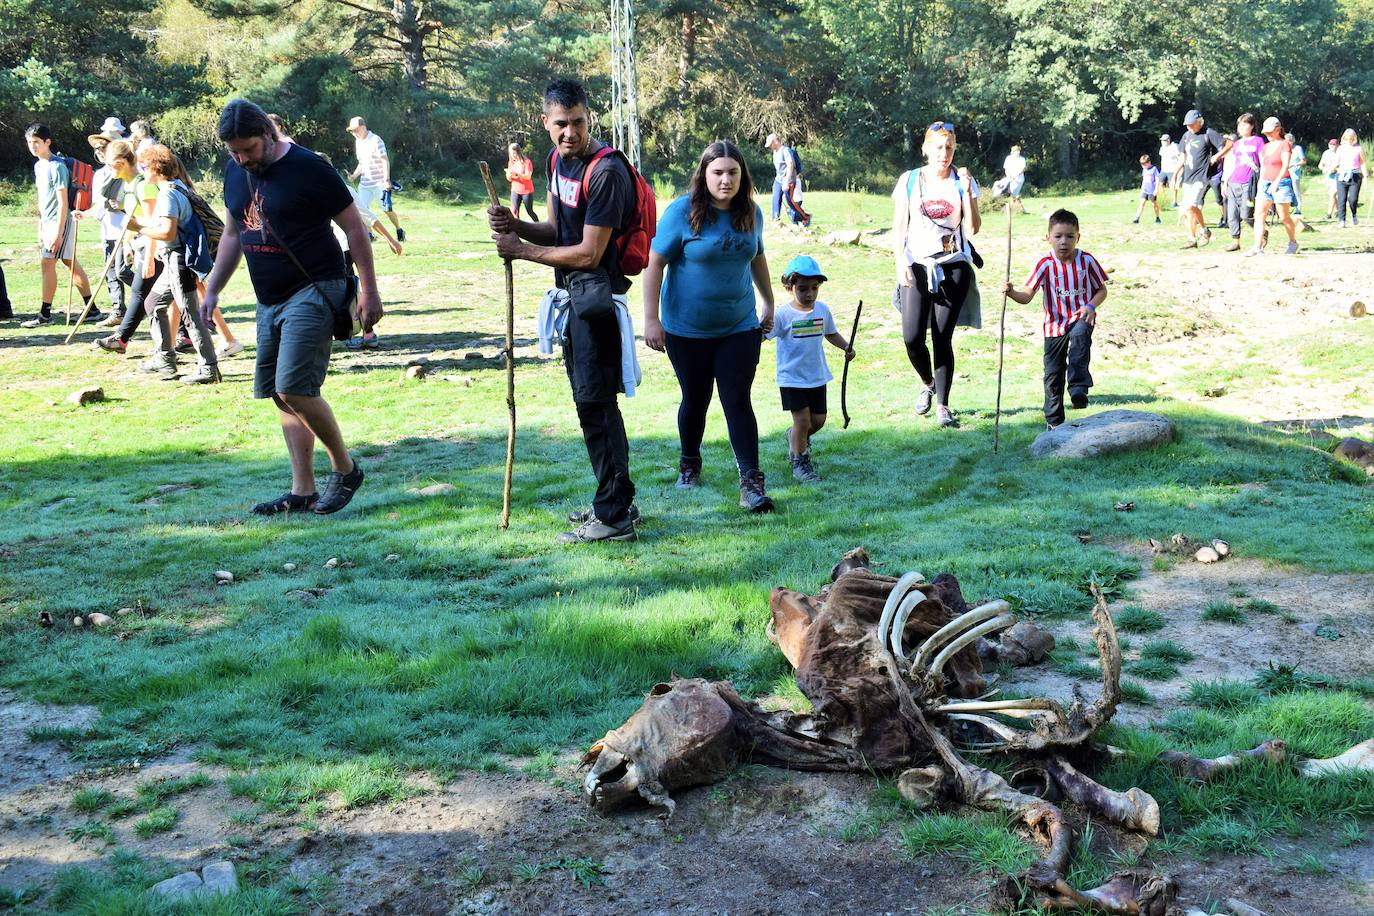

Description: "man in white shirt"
1002 145 1027 213
1159 134 1181 208
347 116 407 242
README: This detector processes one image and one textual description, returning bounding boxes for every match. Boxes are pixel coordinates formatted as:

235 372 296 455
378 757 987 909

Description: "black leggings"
511 192 538 220
664 328 762 475
117 259 164 343
1337 174 1363 222
900 263 970 406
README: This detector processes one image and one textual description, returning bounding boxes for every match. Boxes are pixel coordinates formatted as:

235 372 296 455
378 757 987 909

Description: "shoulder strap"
579 146 618 197
247 173 343 309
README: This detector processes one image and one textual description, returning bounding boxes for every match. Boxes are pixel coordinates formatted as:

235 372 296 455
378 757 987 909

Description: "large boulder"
1334 437 1374 470
1030 410 1175 459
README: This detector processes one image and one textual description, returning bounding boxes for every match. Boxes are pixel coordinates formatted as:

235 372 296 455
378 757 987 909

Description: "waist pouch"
566 268 614 320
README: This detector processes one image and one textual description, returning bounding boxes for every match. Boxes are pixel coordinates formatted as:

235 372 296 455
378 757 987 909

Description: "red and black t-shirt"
549 140 633 294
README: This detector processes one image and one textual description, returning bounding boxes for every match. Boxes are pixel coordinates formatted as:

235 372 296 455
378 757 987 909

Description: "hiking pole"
64 226 130 345
840 300 863 429
993 202 1012 454
478 161 516 530
64 218 80 325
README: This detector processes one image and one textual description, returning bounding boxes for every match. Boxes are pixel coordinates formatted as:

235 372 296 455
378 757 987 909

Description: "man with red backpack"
488 77 650 544
21 124 104 328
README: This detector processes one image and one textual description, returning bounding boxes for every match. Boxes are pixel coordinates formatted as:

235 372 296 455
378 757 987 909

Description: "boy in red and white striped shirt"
1002 209 1109 429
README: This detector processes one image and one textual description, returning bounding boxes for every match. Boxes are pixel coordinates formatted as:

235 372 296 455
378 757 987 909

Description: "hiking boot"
568 504 641 525
915 385 935 416
217 340 244 358
1198 229 1212 247
396 227 407 242
139 354 177 376
556 514 636 544
790 452 821 483
1180 240 1198 249
937 406 958 428
314 459 365 514
1131 218 1139 224
1070 391 1089 410
95 334 127 354
1154 217 1162 224
20 312 53 328
180 364 222 385
738 469 775 513
252 491 318 515
97 310 123 328
175 336 195 354
676 456 702 489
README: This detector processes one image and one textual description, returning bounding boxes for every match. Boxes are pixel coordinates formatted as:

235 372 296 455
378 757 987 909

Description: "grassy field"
1 183 1372 912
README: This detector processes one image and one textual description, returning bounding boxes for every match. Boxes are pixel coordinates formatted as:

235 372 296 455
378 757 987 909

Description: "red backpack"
54 154 95 211
550 146 656 276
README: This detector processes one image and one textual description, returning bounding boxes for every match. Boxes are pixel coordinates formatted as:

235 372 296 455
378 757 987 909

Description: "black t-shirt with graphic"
223 144 354 305
548 140 633 294
1178 127 1226 185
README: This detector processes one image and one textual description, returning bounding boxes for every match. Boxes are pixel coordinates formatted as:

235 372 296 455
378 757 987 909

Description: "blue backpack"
169 181 217 279
789 146 804 176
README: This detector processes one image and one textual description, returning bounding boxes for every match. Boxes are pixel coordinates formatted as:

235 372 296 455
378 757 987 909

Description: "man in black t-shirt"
488 78 638 544
1171 110 1232 248
201 99 383 517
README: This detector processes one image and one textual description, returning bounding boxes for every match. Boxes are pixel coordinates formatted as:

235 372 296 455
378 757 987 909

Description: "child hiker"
1133 154 1162 224
1001 209 1108 430
767 255 854 482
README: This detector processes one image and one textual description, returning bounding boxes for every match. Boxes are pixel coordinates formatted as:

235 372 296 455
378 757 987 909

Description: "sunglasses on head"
929 121 954 132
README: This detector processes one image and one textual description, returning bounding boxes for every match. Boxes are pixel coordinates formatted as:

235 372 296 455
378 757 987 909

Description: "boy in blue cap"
767 255 854 482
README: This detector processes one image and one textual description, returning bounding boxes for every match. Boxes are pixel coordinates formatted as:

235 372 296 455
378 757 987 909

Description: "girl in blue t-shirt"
642 140 777 513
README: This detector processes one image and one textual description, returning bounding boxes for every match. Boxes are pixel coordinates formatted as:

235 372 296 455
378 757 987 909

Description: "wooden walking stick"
993 202 1012 454
479 161 516 529
63 218 80 325
840 300 862 429
64 226 129 345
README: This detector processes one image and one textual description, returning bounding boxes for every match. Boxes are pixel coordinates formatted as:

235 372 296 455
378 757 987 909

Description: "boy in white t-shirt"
767 255 854 482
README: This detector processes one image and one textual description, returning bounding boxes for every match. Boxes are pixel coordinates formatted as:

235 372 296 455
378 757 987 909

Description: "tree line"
3 0 1373 191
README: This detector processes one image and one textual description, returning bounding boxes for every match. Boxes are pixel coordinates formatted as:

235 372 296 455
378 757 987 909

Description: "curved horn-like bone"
929 614 1018 677
934 698 1066 716
910 600 1011 670
1298 738 1374 777
876 571 924 658
887 586 928 664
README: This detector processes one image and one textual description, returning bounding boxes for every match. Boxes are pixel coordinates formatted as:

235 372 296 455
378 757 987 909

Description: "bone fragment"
910 600 1010 670
1159 739 1287 780
1046 756 1160 836
929 614 1017 677
1298 738 1374 777
876 571 925 658
886 587 928 664
896 765 947 809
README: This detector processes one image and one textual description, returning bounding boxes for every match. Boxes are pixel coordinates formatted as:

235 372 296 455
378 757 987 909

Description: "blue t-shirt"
652 196 764 339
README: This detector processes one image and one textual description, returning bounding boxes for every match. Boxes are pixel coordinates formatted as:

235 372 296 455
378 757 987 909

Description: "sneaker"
97 310 124 328
676 455 702 489
915 385 935 416
1046 421 1061 431
1070 391 1089 410
1285 241 1299 255
396 228 406 242
568 504 641 525
180 364 222 385
139 355 177 376
1180 240 1198 249
20 312 53 328
937 406 958 428
175 336 194 354
1198 229 1212 247
738 469 775 513
345 332 379 350
313 459 365 514
556 514 636 544
1154 217 1161 224
1243 248 1262 258
1354 216 1360 226
252 491 318 515
1225 240 1241 252
1339 221 1348 229
217 339 244 358
790 452 821 483
95 334 127 354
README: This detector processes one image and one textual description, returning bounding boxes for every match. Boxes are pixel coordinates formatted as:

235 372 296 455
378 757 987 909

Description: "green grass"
1125 657 1178 681
133 805 178 838
1113 605 1166 633
899 812 1038 873
1140 640 1194 663
1241 598 1282 616
69 787 115 813
1200 600 1246 623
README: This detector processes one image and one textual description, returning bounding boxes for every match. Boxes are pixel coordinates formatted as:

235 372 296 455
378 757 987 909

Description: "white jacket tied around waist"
537 288 643 398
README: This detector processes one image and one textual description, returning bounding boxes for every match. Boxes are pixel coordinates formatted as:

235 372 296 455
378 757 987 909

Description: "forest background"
2 0 1374 194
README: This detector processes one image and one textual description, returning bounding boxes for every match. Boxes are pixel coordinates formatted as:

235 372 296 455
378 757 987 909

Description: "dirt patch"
0 689 99 795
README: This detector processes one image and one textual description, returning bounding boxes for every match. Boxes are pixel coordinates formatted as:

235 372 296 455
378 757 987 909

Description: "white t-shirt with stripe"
1024 250 1107 338
355 131 389 187
768 301 837 388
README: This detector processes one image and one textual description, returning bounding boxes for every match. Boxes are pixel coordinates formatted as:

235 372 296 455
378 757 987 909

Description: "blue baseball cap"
1183 109 1203 126
783 255 827 280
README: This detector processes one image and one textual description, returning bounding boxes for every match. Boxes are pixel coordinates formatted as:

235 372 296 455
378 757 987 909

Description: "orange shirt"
506 156 534 195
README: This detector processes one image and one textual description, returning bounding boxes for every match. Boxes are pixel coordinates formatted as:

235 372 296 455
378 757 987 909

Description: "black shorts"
1140 192 1156 201
780 385 827 413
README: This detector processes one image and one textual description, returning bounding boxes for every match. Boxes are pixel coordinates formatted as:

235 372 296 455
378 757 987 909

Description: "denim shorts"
253 279 345 399
1259 177 1296 205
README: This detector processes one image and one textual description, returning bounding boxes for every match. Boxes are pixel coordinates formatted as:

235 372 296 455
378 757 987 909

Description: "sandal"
251 492 319 515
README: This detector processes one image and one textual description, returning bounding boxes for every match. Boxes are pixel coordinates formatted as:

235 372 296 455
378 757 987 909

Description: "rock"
72 616 84 627
440 375 475 386
200 861 239 895
42 497 76 512
283 562 297 572
406 356 430 367
117 607 134 616
1211 539 1231 557
822 229 863 246
1195 546 1221 563
405 364 427 380
39 612 53 628
1169 533 1189 546
993 621 1056 667
1334 437 1374 469
151 871 204 900
1350 301 1367 319
156 484 195 494
1202 386 1227 398
68 386 105 406
1029 410 1175 459
385 553 400 562
324 557 340 569
408 483 456 496
213 570 234 584
87 613 113 628
465 351 484 360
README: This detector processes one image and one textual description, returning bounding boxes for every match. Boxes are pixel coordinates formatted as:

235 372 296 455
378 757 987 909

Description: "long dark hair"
687 140 755 235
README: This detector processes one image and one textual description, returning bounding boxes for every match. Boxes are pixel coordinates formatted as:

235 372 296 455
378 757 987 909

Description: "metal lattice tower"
610 0 642 171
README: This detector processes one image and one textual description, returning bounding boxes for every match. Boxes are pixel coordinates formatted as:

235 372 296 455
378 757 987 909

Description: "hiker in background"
1222 113 1264 252
1209 135 1230 228
891 121 983 430
1172 110 1231 249
347 116 407 242
1319 139 1340 218
126 144 220 384
1132 154 1162 224
644 139 776 514
21 123 102 328
316 153 402 351
1002 144 1027 213
267 114 296 145
130 120 155 154
505 141 538 220
77 125 133 327
764 133 809 227
1334 128 1366 227
1287 133 1306 215
1158 134 1181 208
95 140 160 354
1250 117 1300 255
